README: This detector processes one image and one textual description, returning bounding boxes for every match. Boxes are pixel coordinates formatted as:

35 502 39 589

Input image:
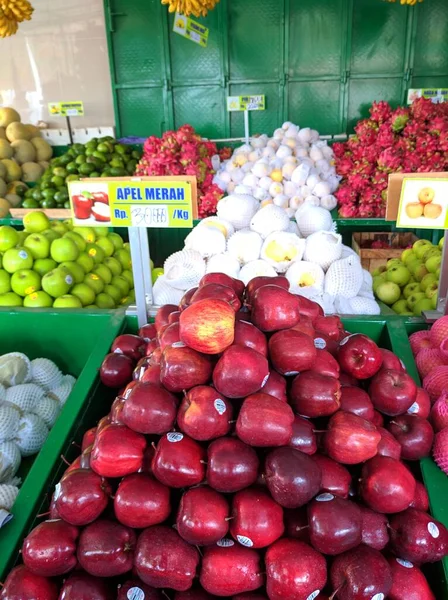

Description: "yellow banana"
161 0 220 18
0 0 33 36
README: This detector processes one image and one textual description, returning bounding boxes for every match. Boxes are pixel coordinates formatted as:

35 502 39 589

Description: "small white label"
54 483 62 500
217 538 234 547
65 275 73 285
316 493 334 502
19 250 28 259
314 337 326 349
428 522 440 538
127 588 145 600
172 341 186 348
307 592 320 600
261 373 270 387
371 595 385 600
236 535 253 547
396 558 413 569
284 371 299 376
167 432 183 443
407 402 419 414
340 334 356 346
214 399 226 415
113 348 123 354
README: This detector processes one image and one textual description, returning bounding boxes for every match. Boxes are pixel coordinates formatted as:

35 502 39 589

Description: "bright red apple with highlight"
199 272 245 298
380 348 406 372
230 487 284 548
246 276 289 300
311 348 340 379
139 323 157 342
339 386 374 421
206 437 259 493
377 426 402 460
177 486 229 545
236 393 294 447
233 319 268 357
314 315 343 340
54 469 111 526
407 387 431 419
369 368 418 416
289 416 317 455
337 333 383 379
58 572 113 599
297 295 323 322
387 556 435 600
268 329 317 375
191 283 241 312
177 385 232 441
388 414 434 460
160 344 213 392
0 566 58 600
324 411 381 464
158 322 181 350
261 369 287 402
213 345 269 399
389 508 448 564
100 353 134 388
114 473 170 529
308 494 362 555
112 334 145 362
410 481 430 512
155 304 178 332
251 285 300 332
360 455 416 514
121 381 177 435
91 423 146 478
152 432 205 488
179 298 235 354
290 372 341 418
22 520 78 577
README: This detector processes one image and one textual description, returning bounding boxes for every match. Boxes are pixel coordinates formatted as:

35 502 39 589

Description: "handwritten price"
130 205 169 227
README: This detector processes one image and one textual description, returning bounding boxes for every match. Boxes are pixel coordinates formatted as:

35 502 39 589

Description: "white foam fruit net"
285 261 325 298
14 414 49 457
0 353 31 387
152 276 185 306
295 205 334 238
250 205 291 239
163 249 206 290
0 441 21 483
260 232 305 273
324 255 364 298
304 231 342 271
205 253 241 279
239 260 277 285
31 358 62 391
227 229 263 265
217 194 259 229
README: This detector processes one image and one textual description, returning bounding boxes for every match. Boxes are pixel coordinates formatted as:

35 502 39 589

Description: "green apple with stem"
2 248 33 273
11 269 41 297
104 284 121 304
0 292 22 306
93 265 112 285
42 268 74 298
0 270 11 294
24 290 53 308
71 283 96 306
0 226 19 252
84 273 105 295
53 295 83 309
407 291 426 310
23 211 50 233
386 265 411 287
76 252 94 273
64 231 86 252
33 258 57 277
413 239 432 259
95 293 115 309
24 234 50 259
376 281 401 305
104 256 122 276
51 238 79 263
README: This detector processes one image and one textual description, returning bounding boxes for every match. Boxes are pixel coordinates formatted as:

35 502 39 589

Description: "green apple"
386 259 403 270
425 282 439 299
150 258 154 270
50 221 69 236
373 275 387 293
375 281 401 305
104 284 121 304
402 311 415 316
86 243 105 265
0 270 11 294
63 219 74 231
422 247 440 262
0 255 2 269
121 289 135 305
96 236 115 257
122 269 134 287
0 292 22 306
64 231 87 252
151 268 163 284
42 268 74 298
111 275 129 297
114 249 132 270
76 252 94 273
95 293 115 309
60 261 85 284
392 299 409 314
408 258 423 275
51 238 79 263
0 226 19 252
372 266 387 276
24 290 53 308
11 269 41 297
93 227 110 238
23 211 50 233
24 234 50 259
408 276 417 284
414 264 429 282
413 298 433 316
93 265 112 285
108 232 124 251
71 283 96 306
403 282 421 299
53 294 83 309
84 273 105 295
439 237 444 249
426 254 442 274
407 291 426 310
413 239 432 259
124 243 130 252
42 229 61 243
420 273 438 292
34 258 57 277
401 248 414 263
16 231 29 246
2 247 33 273
431 293 438 309
73 226 96 244
436 267 441 278
386 265 411 287
104 256 122 276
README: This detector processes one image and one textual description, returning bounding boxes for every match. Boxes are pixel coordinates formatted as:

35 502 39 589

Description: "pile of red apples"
3 273 448 600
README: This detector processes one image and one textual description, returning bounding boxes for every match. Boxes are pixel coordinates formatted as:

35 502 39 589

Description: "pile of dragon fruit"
334 97 448 218
135 124 230 218
2 273 447 599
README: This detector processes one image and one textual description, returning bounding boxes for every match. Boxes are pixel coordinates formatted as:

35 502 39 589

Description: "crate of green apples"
0 211 135 309
373 237 443 316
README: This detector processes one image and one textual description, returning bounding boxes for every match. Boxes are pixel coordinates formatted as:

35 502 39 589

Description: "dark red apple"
380 347 406 372
360 456 416 513
236 393 294 447
58 572 113 599
388 414 434 460
314 315 343 340
339 386 374 420
264 447 321 508
410 481 430 512
152 432 205 488
139 323 157 342
112 334 145 362
121 381 177 435
206 437 259 493
268 329 317 375
145 339 159 357
387 556 435 600
261 369 287 402
369 368 418 416
160 345 213 392
371 410 384 428
311 348 340 378
81 427 96 451
169 310 181 324
77 519 136 577
230 487 284 548
22 520 78 577
200 544 263 596
246 276 289 299
140 363 161 384
0 566 58 600
337 333 383 379
324 411 381 464
312 454 351 499
315 333 339 357
155 304 178 332
266 539 327 600
233 319 268 357
251 285 300 332
180 287 197 311
135 526 199 590
117 580 160 600
330 545 392 600
177 385 232 441
339 372 359 387
289 416 317 455
308 495 362 555
174 588 217 600
91 424 146 478
407 387 431 419
191 283 241 312
377 426 402 460
290 371 341 418
233 595 268 600
389 508 448 564
359 505 389 550
213 345 269 399
200 272 244 297
100 353 134 388
291 315 315 338
297 295 323 322
284 507 310 542
177 486 229 545
110 396 125 423
55 469 111 526
114 473 170 529
179 298 235 354
159 322 181 350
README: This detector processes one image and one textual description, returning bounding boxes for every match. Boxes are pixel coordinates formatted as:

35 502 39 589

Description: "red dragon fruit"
390 107 410 132
369 100 392 123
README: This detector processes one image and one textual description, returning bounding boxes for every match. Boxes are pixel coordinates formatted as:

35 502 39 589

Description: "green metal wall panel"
289 81 341 135
116 88 166 137
229 82 281 138
173 86 226 138
347 77 404 131
413 0 448 75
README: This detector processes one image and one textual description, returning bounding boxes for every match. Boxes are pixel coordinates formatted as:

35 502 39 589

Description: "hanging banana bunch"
0 0 34 38
161 0 220 19
384 0 423 4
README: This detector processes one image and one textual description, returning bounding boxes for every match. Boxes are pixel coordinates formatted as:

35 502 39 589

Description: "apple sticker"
306 592 320 600
214 399 226 415
428 522 440 538
314 338 326 349
316 493 334 502
396 558 413 568
167 432 183 443
217 538 234 547
127 588 145 600
236 535 253 547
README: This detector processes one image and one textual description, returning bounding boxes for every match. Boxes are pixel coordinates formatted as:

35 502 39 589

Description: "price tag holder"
48 101 85 117
173 13 209 47
227 95 266 112
407 88 448 105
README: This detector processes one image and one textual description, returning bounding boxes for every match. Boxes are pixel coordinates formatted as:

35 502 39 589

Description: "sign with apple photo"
397 177 448 229
69 182 111 226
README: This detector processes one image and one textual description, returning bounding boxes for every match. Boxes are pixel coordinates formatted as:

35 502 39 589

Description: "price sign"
396 177 448 229
173 13 208 47
227 95 265 112
407 89 448 105
48 101 84 117
68 177 197 228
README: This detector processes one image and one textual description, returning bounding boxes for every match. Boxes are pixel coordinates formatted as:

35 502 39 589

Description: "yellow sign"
48 101 85 117
397 177 448 229
173 13 208 47
68 177 197 228
227 95 266 111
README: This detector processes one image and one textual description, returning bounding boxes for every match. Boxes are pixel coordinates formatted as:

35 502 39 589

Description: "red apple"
112 334 146 362
308 495 362 555
82 427 96 451
410 481 430 512
145 339 159 357
261 369 287 402
266 539 327 600
339 386 374 421
246 276 289 300
360 456 416 513
179 287 197 310
159 322 181 350
177 385 232 441
314 315 344 340
324 411 381 464
177 486 229 545
114 473 170 529
289 416 317 455
55 468 111 526
297 295 323 322
139 323 157 342
387 556 435 600
359 505 389 550
230 487 284 549
117 580 160 600
135 526 200 591
100 353 134 388
152 432 205 488
284 507 310 543
58 572 113 599
121 381 177 435
236 393 294 447
268 329 317 375
161 345 213 392
155 304 178 332
339 372 359 387
380 348 406 372
77 519 136 577
168 310 181 324
371 410 384 428
206 437 259 493
389 508 448 564
174 588 216 600
388 414 434 460
291 315 315 338
191 283 241 312
377 426 402 460
179 298 235 354
312 454 351 499
233 319 268 357
140 364 161 384
251 285 300 332
91 423 146 478
407 387 431 419
337 334 383 379
290 372 341 418
369 369 418 416
0 566 58 600
200 272 245 297
311 348 340 378
264 447 322 508
213 345 269 398
22 520 78 577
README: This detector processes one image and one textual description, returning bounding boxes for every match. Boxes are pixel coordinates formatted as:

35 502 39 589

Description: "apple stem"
313 429 327 433
161 591 171 600
329 583 344 600
228 420 237 424
196 545 203 557
37 511 51 518
151 442 157 450
71 441 81 449
225 516 234 521
60 454 70 466
200 460 208 465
